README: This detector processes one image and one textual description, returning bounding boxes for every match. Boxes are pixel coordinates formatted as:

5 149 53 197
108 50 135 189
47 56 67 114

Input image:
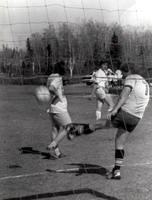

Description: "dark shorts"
111 109 140 132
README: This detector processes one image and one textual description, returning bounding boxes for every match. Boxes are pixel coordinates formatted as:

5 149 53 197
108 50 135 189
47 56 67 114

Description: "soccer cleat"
67 125 83 140
46 146 59 159
58 152 66 158
107 169 121 180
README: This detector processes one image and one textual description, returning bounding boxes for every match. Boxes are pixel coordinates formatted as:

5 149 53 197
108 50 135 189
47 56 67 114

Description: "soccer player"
46 61 75 159
115 69 123 87
102 62 117 87
89 59 114 120
68 62 150 180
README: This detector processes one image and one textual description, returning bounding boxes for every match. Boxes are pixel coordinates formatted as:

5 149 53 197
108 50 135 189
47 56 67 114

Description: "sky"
0 0 152 50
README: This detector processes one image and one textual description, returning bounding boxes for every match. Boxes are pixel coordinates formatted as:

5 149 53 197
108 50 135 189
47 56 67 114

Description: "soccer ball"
35 85 51 104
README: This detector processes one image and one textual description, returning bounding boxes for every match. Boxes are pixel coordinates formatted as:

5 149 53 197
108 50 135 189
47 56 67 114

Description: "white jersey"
121 74 149 118
94 68 107 88
47 73 68 113
115 70 123 79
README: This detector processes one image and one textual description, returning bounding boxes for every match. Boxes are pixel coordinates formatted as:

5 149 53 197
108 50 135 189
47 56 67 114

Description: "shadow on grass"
46 163 108 177
18 147 56 160
3 188 120 200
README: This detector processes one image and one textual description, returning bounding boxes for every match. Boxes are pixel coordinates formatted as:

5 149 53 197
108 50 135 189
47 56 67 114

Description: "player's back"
122 74 149 118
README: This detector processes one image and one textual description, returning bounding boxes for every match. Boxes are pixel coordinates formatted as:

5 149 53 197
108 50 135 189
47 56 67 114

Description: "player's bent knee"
65 123 74 132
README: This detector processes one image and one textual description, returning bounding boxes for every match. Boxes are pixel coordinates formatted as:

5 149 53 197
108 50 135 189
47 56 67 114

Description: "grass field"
0 84 152 200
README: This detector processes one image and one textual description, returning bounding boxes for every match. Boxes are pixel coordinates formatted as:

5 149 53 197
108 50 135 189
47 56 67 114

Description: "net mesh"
0 1 152 199
0 0 152 82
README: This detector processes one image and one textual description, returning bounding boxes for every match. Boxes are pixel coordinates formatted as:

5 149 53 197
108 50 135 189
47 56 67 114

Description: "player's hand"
52 96 62 105
107 109 117 120
107 112 112 120
88 95 93 101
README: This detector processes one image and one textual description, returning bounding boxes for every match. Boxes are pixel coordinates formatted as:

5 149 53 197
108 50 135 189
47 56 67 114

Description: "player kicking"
67 62 150 180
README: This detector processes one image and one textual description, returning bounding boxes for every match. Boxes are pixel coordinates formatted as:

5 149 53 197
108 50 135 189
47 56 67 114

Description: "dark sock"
113 165 120 171
114 149 125 171
83 124 93 134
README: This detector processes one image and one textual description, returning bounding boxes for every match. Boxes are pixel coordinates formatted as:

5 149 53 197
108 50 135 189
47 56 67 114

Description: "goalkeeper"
68 62 150 180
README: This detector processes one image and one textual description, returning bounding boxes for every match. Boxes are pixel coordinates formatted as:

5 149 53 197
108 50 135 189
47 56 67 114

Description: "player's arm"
89 83 97 100
107 68 113 74
108 86 132 120
48 85 62 103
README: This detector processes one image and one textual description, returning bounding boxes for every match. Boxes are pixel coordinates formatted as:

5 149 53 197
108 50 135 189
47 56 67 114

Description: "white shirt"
122 74 149 118
47 73 68 113
94 68 107 88
115 70 123 79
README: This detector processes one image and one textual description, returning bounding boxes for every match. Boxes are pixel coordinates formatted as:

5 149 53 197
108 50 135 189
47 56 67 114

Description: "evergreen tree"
93 41 100 66
106 32 123 70
46 43 52 75
139 44 146 68
25 38 34 63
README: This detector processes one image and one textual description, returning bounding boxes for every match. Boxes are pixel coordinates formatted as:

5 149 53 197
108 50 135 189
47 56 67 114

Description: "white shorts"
95 87 106 100
50 112 72 128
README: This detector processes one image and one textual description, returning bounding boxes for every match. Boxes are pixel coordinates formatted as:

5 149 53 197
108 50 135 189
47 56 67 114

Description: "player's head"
53 61 65 75
99 59 108 70
120 62 137 78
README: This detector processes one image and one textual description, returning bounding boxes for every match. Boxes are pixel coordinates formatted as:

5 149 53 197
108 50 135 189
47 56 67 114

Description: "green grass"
0 84 152 200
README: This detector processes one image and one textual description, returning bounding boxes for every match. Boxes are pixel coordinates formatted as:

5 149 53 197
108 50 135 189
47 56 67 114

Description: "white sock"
54 148 60 156
96 111 101 120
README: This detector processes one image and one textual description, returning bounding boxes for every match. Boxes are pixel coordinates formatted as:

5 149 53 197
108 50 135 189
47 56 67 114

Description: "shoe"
46 146 59 159
67 131 76 140
107 169 121 180
67 125 83 140
58 153 66 158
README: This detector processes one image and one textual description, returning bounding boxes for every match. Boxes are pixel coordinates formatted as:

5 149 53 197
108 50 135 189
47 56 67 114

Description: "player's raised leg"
67 119 112 140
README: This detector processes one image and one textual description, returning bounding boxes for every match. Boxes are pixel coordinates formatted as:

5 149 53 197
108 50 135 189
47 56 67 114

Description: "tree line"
0 20 152 77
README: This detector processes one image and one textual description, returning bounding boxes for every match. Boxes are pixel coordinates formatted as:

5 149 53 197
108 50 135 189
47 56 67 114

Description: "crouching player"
67 62 150 180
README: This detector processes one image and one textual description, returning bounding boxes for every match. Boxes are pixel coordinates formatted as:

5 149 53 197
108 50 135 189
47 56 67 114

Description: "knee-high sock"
96 111 101 120
114 149 125 171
